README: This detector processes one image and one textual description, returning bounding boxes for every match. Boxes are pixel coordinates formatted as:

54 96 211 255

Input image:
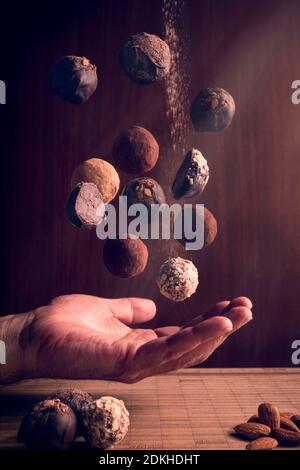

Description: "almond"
234 423 271 440
272 428 300 446
258 403 280 429
291 415 300 428
247 414 260 423
280 416 300 432
246 437 278 450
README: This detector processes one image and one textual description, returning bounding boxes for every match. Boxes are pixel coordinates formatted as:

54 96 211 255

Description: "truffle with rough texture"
122 177 166 219
190 87 235 132
49 55 98 104
113 126 159 174
119 32 171 84
175 206 218 249
17 399 77 450
47 388 93 433
82 396 130 449
172 148 209 199
103 237 148 278
157 257 199 301
66 182 105 229
71 158 120 204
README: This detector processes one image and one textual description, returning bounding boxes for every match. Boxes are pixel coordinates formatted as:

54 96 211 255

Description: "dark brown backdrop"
1 0 300 366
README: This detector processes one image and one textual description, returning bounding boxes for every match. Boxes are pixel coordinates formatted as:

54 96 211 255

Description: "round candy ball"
103 237 148 278
122 177 166 214
119 32 171 84
17 399 77 450
190 87 235 132
157 257 199 302
49 55 98 104
71 158 120 204
82 396 130 449
175 206 218 249
113 126 159 174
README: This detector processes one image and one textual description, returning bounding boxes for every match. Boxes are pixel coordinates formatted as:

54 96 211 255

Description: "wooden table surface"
1 368 299 451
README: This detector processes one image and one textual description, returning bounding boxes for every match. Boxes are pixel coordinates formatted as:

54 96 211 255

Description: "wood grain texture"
0 369 300 450
0 0 300 366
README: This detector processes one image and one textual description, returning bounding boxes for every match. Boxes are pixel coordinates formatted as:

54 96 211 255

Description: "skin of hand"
0 294 252 384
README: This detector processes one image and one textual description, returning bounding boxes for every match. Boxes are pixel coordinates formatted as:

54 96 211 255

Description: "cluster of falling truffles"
50 32 235 302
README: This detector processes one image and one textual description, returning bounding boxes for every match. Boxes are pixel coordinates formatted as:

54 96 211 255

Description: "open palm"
24 294 252 383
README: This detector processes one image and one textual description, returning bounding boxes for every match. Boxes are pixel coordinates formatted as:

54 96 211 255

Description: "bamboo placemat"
0 368 299 450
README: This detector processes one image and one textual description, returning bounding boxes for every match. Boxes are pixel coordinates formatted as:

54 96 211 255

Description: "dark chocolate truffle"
66 182 105 229
175 206 218 249
17 399 77 450
103 237 148 278
47 388 93 432
190 87 235 132
122 177 166 217
113 126 159 174
119 32 171 84
49 55 98 104
172 148 209 199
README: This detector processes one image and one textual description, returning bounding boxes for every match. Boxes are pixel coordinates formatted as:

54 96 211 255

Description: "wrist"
0 311 34 384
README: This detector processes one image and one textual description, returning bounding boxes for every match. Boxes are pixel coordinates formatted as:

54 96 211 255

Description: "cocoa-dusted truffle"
190 87 235 132
157 257 199 301
103 237 148 278
175 206 218 249
47 388 93 432
82 396 130 449
113 126 159 174
66 182 105 229
172 148 209 199
17 399 77 450
49 55 98 104
119 32 171 84
71 158 120 204
122 177 166 217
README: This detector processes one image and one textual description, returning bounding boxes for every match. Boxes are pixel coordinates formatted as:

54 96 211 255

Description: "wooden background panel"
0 0 300 366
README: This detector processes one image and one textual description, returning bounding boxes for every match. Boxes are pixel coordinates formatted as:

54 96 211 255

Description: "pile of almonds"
234 403 300 450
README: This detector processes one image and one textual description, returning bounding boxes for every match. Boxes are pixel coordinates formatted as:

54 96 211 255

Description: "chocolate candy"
17 399 77 450
172 148 209 199
71 158 120 204
66 182 105 229
103 237 148 278
82 396 130 449
49 55 98 104
119 32 171 84
113 126 159 174
47 388 93 434
175 206 218 249
190 87 235 132
122 177 166 218
157 257 199 302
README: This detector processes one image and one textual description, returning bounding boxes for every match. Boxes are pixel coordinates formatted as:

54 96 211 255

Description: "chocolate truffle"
190 87 235 132
66 182 105 229
103 237 148 278
119 32 171 84
71 158 120 204
17 399 77 450
172 148 209 199
49 55 98 104
47 388 93 433
175 206 218 249
122 177 166 218
157 257 199 301
82 396 130 449
113 126 159 174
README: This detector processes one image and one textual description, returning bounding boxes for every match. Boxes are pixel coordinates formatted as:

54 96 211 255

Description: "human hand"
0 294 252 384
